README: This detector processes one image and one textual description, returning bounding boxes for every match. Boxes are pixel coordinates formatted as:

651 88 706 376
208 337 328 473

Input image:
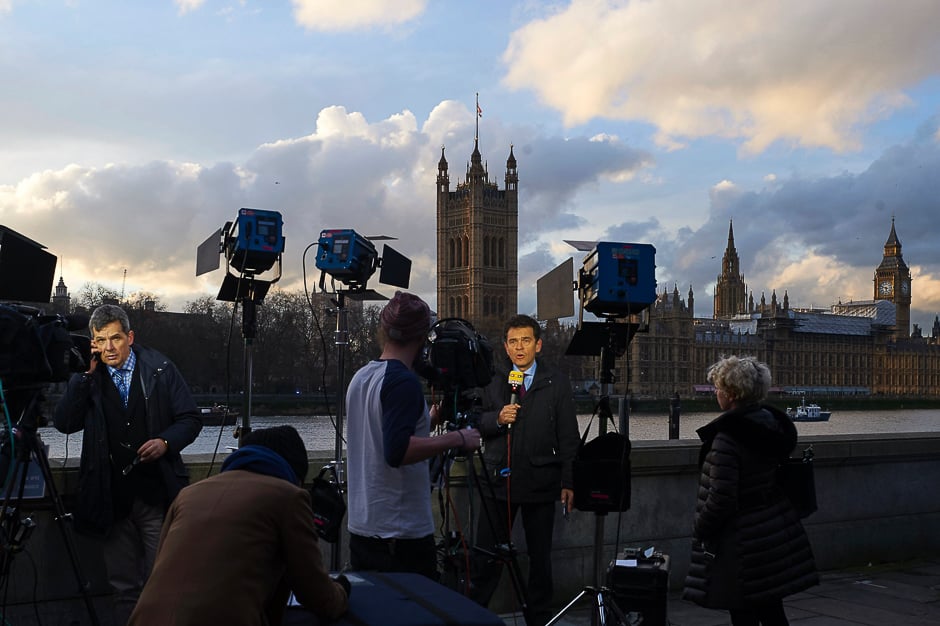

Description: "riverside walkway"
501 559 940 626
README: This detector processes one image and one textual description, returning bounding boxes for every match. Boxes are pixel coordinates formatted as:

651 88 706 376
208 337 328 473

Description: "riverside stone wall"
5 432 939 622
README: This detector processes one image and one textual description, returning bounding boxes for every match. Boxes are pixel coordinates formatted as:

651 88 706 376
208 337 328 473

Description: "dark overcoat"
478 358 580 503
53 344 202 535
683 403 819 608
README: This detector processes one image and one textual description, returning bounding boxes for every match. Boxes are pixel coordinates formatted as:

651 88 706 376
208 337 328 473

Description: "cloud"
174 0 204 15
3 101 937 335
0 101 653 314
291 0 427 31
651 116 940 329
501 0 940 153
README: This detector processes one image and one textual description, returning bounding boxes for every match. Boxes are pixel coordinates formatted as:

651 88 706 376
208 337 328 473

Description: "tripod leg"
29 438 101 626
544 588 592 626
0 455 30 584
468 449 534 624
600 589 630 626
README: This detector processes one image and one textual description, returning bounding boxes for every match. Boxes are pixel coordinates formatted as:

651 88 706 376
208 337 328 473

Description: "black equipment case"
605 548 669 626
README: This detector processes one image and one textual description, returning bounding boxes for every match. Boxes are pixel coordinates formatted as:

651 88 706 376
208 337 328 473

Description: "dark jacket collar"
697 403 797 458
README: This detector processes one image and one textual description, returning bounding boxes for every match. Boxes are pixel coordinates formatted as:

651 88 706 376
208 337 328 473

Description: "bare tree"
73 282 120 312
123 290 167 312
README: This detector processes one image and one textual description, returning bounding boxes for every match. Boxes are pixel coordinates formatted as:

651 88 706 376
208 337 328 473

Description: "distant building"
436 136 518 343
713 220 748 317
873 217 912 339
429 128 938 399
51 274 70 315
627 218 940 398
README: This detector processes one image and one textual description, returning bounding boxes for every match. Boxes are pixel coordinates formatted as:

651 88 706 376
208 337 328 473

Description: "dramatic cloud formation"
502 0 940 153
0 101 652 312
659 119 940 324
1 0 938 336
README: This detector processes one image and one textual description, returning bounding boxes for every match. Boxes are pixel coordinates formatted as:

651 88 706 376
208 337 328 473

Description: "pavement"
499 559 940 626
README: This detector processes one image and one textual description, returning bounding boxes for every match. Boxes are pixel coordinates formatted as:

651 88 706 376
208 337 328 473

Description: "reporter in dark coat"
54 304 202 625
683 355 818 626
471 314 580 625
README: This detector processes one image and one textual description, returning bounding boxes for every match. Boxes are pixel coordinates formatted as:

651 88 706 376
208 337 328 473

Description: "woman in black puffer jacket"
683 355 818 626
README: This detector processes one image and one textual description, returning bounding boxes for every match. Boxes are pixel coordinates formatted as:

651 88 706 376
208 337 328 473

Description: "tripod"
0 386 99 625
546 394 631 626
551 320 637 626
433 401 532 624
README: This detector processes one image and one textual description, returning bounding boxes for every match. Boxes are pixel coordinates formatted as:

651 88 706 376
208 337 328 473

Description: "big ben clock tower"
873 217 911 338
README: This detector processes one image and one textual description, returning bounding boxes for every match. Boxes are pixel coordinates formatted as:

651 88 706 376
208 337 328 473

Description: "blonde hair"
706 355 772 405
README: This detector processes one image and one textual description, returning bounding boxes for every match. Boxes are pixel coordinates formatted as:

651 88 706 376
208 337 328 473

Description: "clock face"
900 280 909 295
879 280 892 296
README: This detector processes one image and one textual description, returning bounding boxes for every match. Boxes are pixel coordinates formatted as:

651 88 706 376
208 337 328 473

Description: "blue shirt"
107 349 136 403
514 361 537 391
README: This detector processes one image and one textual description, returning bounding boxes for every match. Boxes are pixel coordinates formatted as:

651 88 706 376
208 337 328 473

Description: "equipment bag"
310 464 346 543
572 405 632 514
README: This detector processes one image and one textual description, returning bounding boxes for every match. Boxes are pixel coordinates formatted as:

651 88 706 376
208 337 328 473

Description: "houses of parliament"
436 140 940 399
21 137 939 400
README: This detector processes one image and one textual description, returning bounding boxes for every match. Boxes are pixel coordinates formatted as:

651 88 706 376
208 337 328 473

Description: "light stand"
196 208 284 445
542 240 655 626
242 297 255 441
327 291 349 571
551 321 636 626
312 228 413 571
217 272 273 444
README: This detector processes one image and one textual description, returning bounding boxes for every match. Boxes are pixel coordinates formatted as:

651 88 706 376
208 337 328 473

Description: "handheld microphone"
508 370 524 405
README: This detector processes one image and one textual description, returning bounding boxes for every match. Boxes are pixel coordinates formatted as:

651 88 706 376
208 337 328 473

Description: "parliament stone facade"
632 219 940 398
435 140 940 399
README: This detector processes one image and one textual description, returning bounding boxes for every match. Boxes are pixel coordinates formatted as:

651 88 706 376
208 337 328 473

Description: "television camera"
0 225 100 623
0 303 91 504
0 304 91 483
417 317 494 428
0 304 91 400
0 225 92 428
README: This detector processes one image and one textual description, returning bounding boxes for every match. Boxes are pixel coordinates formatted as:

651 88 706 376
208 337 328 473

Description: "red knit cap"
380 291 430 343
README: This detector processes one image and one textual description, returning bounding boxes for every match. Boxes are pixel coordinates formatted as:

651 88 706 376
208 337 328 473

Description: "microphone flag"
508 370 524 404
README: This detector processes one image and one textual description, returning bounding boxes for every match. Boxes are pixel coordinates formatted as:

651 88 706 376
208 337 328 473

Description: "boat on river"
786 394 831 422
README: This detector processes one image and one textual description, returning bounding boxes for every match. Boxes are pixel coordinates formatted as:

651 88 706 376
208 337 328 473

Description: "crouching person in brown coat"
683 355 818 626
130 425 349 626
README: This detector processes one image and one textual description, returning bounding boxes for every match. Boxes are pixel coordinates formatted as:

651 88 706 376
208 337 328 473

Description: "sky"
2 0 939 335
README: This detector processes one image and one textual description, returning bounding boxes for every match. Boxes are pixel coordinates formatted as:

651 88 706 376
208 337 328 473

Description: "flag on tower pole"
475 93 482 142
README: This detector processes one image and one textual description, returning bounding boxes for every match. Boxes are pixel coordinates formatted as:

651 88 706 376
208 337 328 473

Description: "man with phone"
470 314 579 625
54 304 202 625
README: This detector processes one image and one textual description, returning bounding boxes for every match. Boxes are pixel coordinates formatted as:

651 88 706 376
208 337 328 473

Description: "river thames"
36 408 940 462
